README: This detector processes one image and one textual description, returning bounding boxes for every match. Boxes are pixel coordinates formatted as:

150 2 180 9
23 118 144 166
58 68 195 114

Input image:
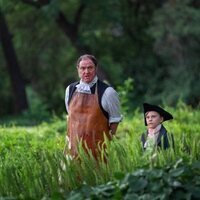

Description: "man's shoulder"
97 79 111 95
66 81 79 91
68 81 79 96
69 81 79 88
97 79 110 88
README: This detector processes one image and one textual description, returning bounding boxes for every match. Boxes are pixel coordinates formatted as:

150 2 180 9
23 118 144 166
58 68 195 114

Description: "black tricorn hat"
143 103 173 126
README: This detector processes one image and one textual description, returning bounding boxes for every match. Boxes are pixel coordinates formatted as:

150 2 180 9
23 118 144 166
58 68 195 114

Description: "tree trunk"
21 0 109 81
0 9 28 113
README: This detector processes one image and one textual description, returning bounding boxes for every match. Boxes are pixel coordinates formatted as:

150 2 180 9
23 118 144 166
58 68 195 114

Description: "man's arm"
65 86 70 113
101 87 123 125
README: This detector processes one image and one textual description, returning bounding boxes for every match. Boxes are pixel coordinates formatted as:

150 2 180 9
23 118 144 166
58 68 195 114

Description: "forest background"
0 0 200 198
0 0 199 118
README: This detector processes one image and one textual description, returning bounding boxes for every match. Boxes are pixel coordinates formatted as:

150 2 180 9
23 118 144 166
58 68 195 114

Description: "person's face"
145 111 163 129
77 58 97 83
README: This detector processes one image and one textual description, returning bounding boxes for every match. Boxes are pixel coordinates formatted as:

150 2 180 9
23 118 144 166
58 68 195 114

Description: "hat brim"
143 103 173 126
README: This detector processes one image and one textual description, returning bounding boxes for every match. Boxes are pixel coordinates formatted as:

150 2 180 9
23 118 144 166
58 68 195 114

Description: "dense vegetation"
0 0 199 116
0 103 199 199
0 0 199 198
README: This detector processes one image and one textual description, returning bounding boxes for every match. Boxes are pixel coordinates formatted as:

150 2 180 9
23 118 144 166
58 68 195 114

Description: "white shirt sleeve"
65 86 70 113
101 87 123 124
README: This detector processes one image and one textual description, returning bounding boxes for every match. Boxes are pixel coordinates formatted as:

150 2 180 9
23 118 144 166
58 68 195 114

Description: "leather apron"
67 86 110 159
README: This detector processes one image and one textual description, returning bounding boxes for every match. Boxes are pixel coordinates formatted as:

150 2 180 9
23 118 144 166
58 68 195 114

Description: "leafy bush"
67 159 200 200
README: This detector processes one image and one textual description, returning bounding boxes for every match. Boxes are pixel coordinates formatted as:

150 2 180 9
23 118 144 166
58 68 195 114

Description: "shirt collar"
80 76 98 88
76 76 98 94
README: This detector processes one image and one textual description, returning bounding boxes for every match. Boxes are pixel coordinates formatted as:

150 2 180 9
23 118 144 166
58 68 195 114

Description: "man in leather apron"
65 54 122 160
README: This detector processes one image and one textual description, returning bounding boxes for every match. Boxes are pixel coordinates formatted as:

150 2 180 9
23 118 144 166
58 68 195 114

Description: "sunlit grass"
0 103 199 198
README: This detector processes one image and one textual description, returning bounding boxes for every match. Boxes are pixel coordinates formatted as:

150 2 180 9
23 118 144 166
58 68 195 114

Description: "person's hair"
76 54 98 67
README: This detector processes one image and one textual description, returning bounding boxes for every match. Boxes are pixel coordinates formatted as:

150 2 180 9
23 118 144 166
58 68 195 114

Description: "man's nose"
85 68 90 72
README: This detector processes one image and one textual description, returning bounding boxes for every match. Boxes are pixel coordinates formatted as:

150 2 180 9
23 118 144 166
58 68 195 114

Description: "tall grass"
0 103 199 198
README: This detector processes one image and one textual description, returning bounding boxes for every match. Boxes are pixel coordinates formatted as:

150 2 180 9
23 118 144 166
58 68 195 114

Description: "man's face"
77 58 97 83
145 111 163 129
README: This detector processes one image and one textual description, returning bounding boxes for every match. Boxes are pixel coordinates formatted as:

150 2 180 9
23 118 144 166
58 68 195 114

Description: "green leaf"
171 181 182 187
148 182 163 192
148 169 163 179
169 167 185 177
124 193 139 200
67 192 84 200
133 169 146 177
128 178 148 192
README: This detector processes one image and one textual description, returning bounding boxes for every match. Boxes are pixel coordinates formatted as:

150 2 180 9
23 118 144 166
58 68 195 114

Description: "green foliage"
41 0 59 19
148 0 200 106
1 0 199 116
67 160 200 200
24 86 49 118
1 0 77 115
117 77 134 116
0 104 199 199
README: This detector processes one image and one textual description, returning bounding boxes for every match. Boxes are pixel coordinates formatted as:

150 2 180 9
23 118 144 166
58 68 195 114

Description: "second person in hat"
141 103 174 152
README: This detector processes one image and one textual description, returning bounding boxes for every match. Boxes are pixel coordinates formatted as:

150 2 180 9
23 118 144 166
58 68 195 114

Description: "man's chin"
83 78 91 83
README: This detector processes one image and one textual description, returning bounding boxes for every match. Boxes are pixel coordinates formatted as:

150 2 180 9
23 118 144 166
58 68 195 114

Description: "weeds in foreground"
0 104 199 199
